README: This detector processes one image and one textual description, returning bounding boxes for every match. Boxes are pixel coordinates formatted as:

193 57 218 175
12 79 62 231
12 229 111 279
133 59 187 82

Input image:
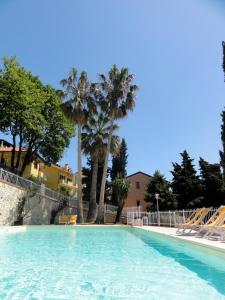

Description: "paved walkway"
135 226 225 253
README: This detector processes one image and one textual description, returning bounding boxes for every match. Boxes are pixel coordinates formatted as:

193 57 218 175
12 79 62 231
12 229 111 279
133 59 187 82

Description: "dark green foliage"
199 158 224 207
222 41 225 81
219 109 225 181
145 170 177 211
50 198 68 224
110 138 128 205
58 186 71 196
14 195 27 225
171 151 202 208
111 138 128 179
82 159 110 203
0 57 74 175
111 177 131 223
13 190 36 225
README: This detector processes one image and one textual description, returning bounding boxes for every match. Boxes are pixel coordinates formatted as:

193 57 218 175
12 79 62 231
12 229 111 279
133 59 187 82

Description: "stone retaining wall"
0 181 67 225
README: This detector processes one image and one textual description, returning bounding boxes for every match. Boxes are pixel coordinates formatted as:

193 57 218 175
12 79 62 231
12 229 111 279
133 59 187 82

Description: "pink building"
124 171 151 211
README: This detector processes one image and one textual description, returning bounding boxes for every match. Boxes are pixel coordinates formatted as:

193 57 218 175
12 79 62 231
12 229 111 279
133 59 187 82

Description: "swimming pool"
0 226 224 299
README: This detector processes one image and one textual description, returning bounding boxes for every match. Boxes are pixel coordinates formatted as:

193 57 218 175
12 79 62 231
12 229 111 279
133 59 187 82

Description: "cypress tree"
220 109 225 181
111 138 128 179
110 138 128 205
199 158 224 207
222 41 225 81
171 151 202 208
220 42 225 180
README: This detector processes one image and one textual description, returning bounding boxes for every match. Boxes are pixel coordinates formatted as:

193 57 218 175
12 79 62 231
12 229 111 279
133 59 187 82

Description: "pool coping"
135 226 225 255
1 225 225 255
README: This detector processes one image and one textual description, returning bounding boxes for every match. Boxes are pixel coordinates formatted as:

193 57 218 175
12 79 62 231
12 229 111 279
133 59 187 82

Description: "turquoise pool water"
0 227 225 299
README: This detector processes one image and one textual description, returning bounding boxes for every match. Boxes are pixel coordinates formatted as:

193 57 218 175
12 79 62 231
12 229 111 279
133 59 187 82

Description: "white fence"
127 208 217 227
104 204 141 217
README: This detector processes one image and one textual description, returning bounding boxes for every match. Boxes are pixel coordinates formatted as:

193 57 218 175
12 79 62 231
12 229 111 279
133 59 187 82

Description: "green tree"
60 69 95 223
82 159 111 205
220 109 225 182
82 113 119 222
96 65 138 223
112 177 131 223
220 42 225 180
144 170 177 211
110 138 128 205
0 57 74 176
222 41 225 81
199 158 224 207
171 151 202 208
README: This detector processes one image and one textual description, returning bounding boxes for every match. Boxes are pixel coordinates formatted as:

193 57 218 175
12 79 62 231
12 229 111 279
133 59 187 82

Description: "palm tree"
112 178 131 224
82 112 119 223
60 69 95 223
96 65 138 223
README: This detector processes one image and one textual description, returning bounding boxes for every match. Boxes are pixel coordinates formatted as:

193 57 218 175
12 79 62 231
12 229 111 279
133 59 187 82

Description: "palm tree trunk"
77 124 84 223
19 142 33 176
115 199 125 224
11 134 16 169
87 157 98 223
96 119 114 224
15 133 23 170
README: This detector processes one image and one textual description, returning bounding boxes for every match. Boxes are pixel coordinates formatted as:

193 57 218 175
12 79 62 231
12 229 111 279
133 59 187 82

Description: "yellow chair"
69 215 77 225
198 206 225 235
178 208 210 233
177 208 203 232
201 207 225 238
59 215 68 225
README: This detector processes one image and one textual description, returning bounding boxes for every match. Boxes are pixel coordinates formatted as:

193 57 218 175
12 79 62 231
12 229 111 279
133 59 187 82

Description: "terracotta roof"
126 171 151 178
0 140 74 174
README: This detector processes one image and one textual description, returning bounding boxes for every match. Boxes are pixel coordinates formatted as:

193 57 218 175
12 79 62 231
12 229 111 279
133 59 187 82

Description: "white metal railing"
104 204 142 217
0 168 76 206
127 208 218 227
104 204 118 215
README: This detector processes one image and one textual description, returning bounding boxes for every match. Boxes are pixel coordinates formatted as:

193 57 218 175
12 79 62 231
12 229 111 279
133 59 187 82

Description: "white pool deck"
135 226 225 254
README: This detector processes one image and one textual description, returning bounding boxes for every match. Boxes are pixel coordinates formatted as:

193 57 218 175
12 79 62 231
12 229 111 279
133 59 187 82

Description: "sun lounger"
197 206 225 235
59 215 68 225
178 207 210 234
218 223 225 240
69 215 77 225
176 208 203 233
200 208 225 238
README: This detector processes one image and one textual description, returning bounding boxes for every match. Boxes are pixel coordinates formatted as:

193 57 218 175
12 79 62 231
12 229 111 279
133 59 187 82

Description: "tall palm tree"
60 68 95 223
82 112 119 223
96 65 138 223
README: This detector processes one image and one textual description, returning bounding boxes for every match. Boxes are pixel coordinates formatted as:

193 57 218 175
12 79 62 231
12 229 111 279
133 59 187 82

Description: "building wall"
124 172 150 211
0 151 76 192
39 163 76 192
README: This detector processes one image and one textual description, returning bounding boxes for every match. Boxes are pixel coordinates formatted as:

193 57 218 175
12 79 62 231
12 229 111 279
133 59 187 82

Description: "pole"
155 193 160 226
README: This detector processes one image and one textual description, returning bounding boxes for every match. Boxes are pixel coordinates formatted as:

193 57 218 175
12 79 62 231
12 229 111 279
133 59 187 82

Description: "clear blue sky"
0 0 225 179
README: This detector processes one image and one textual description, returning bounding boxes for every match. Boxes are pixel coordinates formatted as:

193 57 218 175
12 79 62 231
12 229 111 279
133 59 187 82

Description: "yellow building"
0 139 77 194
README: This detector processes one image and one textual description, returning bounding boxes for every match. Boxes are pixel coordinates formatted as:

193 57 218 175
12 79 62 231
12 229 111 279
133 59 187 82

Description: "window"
33 160 39 170
136 200 140 207
136 181 140 189
59 174 65 180
67 178 72 183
